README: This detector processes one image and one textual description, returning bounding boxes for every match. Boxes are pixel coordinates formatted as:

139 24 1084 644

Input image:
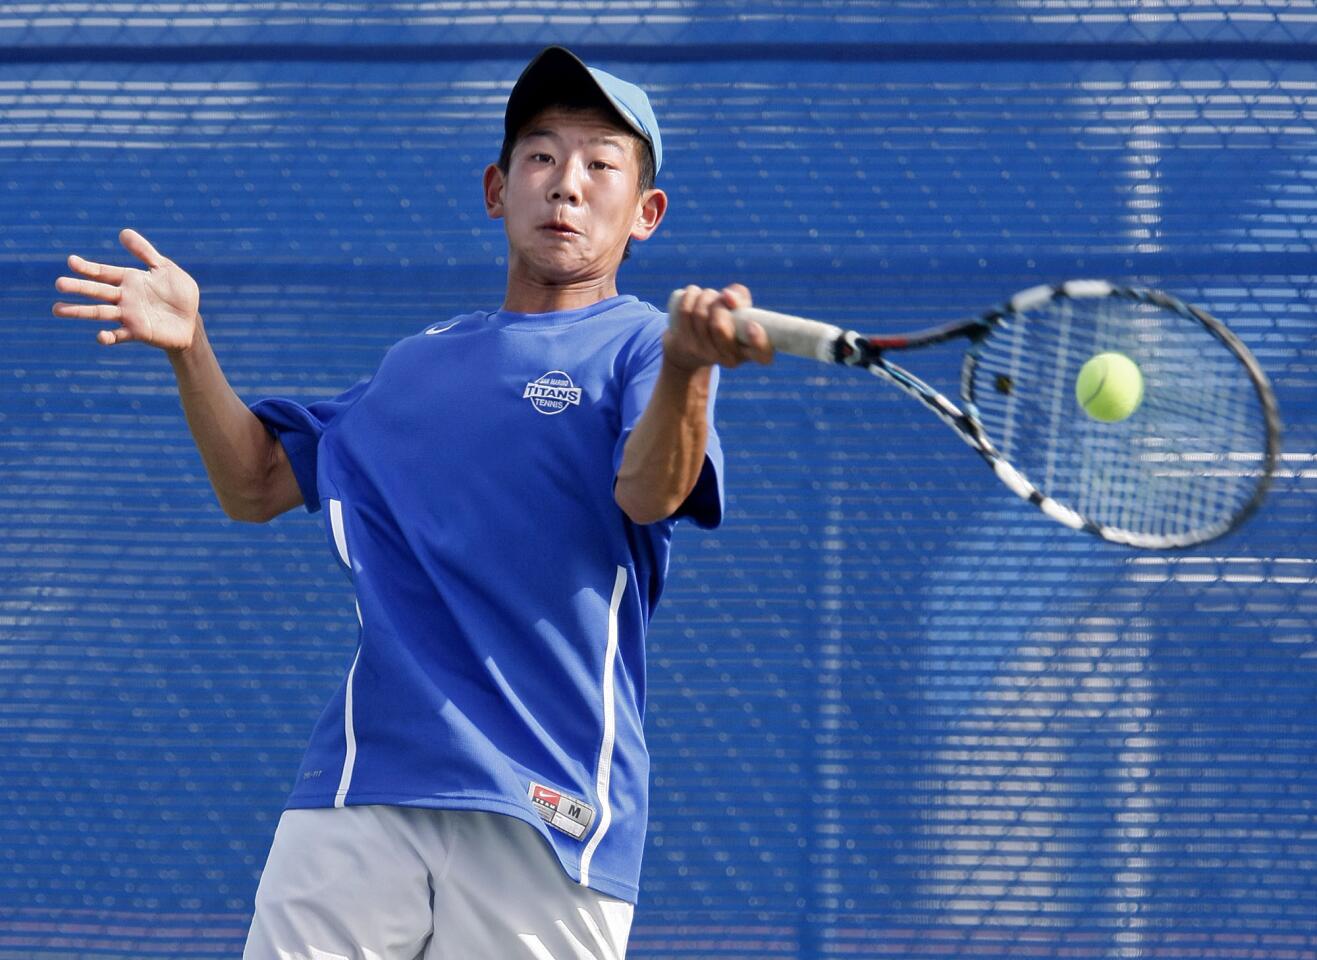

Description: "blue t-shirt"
248 294 723 903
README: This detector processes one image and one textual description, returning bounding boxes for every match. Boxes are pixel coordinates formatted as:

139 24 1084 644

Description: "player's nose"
548 157 584 203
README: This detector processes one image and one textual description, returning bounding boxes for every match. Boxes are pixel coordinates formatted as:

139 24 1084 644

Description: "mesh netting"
1 4 1315 958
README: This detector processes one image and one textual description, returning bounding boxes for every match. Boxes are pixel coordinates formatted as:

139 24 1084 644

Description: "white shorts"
243 805 634 960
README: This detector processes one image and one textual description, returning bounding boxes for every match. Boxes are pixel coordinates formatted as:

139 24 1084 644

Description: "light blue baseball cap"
504 45 663 175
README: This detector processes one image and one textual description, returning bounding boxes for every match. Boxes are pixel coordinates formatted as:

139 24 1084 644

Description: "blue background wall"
2 4 1315 957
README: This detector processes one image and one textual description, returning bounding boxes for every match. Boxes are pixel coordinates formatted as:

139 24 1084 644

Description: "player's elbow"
218 489 278 524
215 467 291 524
216 439 302 523
614 478 682 526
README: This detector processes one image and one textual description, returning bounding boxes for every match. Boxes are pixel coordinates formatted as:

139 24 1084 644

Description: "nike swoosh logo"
425 320 461 335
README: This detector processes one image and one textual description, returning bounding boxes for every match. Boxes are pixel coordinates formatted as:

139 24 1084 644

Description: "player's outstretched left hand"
52 228 201 353
665 283 774 371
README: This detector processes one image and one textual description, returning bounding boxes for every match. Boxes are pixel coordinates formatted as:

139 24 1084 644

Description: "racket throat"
838 330 873 365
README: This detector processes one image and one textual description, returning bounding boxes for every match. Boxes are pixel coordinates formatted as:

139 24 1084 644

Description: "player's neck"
501 272 620 315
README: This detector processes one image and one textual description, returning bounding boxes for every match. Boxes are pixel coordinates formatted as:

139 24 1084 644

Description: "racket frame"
672 281 1282 549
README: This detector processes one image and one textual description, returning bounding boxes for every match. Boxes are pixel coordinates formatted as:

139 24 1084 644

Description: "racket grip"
666 290 843 363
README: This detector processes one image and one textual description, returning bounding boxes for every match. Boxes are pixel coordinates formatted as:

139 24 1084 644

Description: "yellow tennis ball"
1075 352 1144 422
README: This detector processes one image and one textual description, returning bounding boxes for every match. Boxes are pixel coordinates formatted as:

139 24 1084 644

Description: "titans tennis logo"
523 370 583 415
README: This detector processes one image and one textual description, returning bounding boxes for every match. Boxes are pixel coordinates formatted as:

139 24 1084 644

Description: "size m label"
528 782 595 840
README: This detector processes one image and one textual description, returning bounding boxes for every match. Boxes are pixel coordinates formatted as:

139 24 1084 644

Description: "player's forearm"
167 315 284 521
614 359 712 525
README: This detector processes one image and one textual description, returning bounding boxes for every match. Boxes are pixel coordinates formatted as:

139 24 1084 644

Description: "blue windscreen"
2 5 1315 958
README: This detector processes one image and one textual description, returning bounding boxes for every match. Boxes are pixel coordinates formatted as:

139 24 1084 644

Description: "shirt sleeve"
612 322 725 530
247 376 372 515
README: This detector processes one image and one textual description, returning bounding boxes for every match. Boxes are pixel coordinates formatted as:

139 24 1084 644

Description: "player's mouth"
540 220 582 237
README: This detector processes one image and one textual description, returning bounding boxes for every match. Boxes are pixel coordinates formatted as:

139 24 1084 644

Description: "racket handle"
667 290 844 363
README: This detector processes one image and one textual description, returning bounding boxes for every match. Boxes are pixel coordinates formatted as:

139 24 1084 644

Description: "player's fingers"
119 227 166 269
718 284 760 361
67 253 126 285
705 300 745 367
692 287 722 320
740 319 775 365
691 288 736 358
53 301 122 322
54 275 122 303
96 326 135 346
672 284 706 343
688 287 721 338
721 283 753 311
676 284 702 328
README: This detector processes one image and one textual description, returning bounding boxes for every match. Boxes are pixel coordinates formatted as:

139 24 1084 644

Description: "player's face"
485 107 665 289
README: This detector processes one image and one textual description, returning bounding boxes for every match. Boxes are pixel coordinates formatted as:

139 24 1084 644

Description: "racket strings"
969 294 1271 542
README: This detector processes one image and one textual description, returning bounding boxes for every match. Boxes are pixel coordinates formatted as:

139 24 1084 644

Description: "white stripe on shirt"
334 600 364 808
329 499 360 808
580 565 627 886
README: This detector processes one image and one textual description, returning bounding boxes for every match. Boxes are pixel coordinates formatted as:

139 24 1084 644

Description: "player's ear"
630 187 667 243
483 163 506 220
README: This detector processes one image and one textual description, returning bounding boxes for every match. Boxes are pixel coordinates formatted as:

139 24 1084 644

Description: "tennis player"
53 46 771 959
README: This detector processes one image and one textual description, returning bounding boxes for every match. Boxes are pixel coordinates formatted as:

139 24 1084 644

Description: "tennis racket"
670 281 1281 549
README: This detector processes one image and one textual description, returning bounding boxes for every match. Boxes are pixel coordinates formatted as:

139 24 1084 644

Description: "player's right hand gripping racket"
671 281 1281 549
